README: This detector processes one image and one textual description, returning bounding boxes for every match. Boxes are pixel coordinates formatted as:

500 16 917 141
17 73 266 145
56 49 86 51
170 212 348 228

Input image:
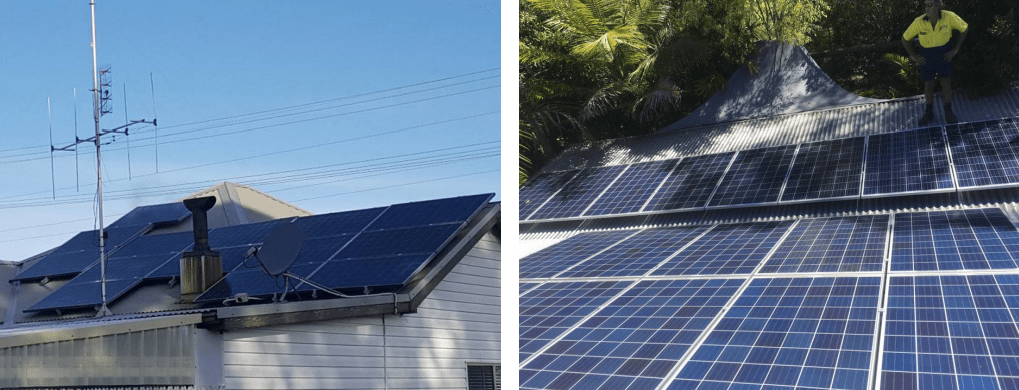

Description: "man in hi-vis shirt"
901 0 968 125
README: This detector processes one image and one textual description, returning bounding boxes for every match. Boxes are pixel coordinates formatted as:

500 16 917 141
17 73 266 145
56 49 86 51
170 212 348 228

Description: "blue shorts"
920 44 952 81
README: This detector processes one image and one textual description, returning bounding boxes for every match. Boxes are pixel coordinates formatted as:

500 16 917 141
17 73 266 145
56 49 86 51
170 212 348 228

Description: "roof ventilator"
180 196 223 302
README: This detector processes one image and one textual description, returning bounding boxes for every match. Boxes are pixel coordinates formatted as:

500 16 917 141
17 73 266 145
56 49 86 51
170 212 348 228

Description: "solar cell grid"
556 226 710 278
651 221 793 276
643 152 736 212
781 137 865 202
891 209 1019 271
670 277 880 390
585 160 680 216
521 170 581 220
294 207 384 237
528 165 628 221
519 280 633 363
762 215 888 274
13 227 143 282
520 230 639 279
366 194 490 231
948 117 1019 189
25 279 139 313
521 279 744 390
303 253 433 292
864 127 954 196
708 145 797 207
882 275 1019 390
334 223 460 259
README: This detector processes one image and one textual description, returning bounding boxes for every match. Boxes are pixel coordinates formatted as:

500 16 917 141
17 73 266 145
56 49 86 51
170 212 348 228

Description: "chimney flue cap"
184 196 216 213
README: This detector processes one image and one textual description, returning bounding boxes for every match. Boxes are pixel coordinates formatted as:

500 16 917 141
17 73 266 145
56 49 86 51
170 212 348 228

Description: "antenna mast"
90 0 113 318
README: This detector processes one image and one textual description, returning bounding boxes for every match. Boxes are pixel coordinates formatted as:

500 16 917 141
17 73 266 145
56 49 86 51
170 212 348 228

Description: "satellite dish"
256 222 306 276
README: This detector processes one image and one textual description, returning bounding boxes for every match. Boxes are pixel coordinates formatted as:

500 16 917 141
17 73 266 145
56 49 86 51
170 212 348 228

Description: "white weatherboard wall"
222 233 501 390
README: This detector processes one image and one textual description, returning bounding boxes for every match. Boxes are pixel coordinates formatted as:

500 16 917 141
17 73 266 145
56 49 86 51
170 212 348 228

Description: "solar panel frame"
780 137 866 203
947 118 1019 190
521 278 745 390
707 145 798 208
761 215 889 274
863 127 956 197
521 170 581 220
527 165 629 221
365 193 492 231
107 202 190 229
520 229 641 280
668 277 881 390
642 152 737 212
584 159 682 217
890 209 1019 272
650 221 794 276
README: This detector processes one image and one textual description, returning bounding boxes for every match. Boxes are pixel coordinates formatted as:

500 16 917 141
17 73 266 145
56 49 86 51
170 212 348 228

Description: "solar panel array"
523 118 1019 222
521 202 1019 389
23 194 494 313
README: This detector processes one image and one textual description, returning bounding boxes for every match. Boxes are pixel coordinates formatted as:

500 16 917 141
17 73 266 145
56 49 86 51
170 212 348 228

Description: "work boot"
918 105 934 126
944 103 958 124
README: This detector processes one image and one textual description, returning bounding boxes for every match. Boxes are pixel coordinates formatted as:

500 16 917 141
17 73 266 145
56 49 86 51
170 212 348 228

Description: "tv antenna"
45 0 158 317
241 222 354 304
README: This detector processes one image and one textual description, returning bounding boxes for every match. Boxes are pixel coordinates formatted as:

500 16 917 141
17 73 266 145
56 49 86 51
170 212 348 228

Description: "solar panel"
13 227 143 282
584 160 680 216
208 220 281 249
781 137 865 202
864 127 954 196
108 231 193 259
891 209 1019 271
519 280 633 363
520 230 639 279
555 226 710 278
670 277 880 390
290 235 355 266
947 117 1019 189
644 152 736 212
25 279 139 313
294 207 384 238
365 193 492 231
521 279 744 390
303 253 433 292
650 221 793 276
761 215 888 273
528 165 629 220
709 145 797 207
521 282 542 295
334 223 460 259
882 275 1019 390
107 202 189 229
521 170 580 220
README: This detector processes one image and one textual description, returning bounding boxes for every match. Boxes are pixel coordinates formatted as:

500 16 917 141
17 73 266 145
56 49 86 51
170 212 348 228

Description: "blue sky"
0 0 501 260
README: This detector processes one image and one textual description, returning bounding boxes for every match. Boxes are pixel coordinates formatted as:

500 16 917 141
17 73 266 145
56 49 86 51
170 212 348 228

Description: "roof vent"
181 196 222 302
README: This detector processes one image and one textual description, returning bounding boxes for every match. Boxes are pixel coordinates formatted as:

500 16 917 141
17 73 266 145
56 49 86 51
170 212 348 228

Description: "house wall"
221 232 501 390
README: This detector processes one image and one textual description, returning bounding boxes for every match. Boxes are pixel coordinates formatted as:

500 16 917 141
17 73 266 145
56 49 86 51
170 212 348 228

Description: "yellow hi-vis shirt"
903 10 968 48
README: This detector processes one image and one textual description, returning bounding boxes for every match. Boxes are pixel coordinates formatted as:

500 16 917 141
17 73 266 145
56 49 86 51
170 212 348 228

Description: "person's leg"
941 77 957 123
920 79 936 125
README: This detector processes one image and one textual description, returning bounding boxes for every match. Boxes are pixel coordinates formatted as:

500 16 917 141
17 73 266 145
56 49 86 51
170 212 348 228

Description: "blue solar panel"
948 117 1019 189
107 202 189 229
651 221 793 276
335 223 460 259
108 231 193 259
519 281 633 363
366 193 492 231
556 226 710 278
521 279 744 390
891 209 1019 271
882 275 1019 390
864 127 954 196
14 227 143 282
521 282 541 295
584 160 680 216
781 137 865 202
291 235 355 266
294 207 384 238
709 145 797 207
208 220 281 249
521 170 581 220
761 215 888 273
520 230 639 279
528 165 629 220
644 152 736 212
25 279 139 313
303 253 433 291
670 277 880 390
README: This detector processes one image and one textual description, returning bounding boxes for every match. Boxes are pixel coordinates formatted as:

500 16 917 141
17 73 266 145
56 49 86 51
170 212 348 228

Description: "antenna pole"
124 83 131 180
91 0 112 318
150 73 158 173
48 98 55 200
73 88 79 192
